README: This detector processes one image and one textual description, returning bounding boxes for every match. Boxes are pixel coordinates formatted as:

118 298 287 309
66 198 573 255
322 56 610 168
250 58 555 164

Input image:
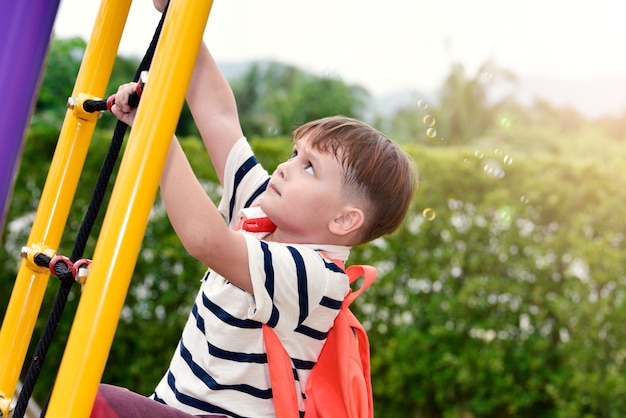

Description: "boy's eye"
304 162 315 175
289 150 298 160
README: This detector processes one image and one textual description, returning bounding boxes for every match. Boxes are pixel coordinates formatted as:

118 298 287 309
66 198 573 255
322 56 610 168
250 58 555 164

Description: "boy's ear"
329 206 365 237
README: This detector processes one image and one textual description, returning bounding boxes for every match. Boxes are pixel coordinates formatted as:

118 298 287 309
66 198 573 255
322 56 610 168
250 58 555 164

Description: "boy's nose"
275 162 287 179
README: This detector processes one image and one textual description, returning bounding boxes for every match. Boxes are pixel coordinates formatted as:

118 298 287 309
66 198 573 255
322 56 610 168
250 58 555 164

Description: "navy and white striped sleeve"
217 137 270 229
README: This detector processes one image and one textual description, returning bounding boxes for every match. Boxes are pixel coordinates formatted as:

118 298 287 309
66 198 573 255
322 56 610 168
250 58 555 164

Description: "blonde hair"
293 116 417 244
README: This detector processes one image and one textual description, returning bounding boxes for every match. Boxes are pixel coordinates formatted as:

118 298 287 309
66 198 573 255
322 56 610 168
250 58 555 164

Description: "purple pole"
0 0 62 239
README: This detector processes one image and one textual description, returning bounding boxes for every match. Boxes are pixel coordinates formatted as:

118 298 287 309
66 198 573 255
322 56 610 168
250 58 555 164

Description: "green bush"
2 133 626 417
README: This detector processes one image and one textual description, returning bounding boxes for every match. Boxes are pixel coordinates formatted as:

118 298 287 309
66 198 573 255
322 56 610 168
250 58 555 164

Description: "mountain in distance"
217 61 626 120
513 75 626 119
368 75 626 120
217 61 255 80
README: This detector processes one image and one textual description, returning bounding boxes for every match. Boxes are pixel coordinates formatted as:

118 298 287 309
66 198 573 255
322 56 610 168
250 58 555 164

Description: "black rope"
82 99 109 113
83 90 141 113
12 4 169 417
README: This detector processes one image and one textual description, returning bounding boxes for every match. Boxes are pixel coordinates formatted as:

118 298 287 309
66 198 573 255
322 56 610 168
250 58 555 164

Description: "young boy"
95 5 416 418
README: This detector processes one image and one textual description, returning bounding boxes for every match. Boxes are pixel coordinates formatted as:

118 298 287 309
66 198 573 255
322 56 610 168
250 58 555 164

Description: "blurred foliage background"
2 37 626 417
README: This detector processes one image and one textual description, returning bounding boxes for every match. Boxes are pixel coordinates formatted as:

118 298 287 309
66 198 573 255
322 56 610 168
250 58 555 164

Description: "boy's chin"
258 200 275 217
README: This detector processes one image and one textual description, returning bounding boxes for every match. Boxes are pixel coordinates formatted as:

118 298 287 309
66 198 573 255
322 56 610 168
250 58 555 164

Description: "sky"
53 0 625 106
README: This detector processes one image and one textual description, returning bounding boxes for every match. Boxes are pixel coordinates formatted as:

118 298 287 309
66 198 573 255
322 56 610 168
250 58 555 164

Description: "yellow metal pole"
0 0 131 413
45 0 214 416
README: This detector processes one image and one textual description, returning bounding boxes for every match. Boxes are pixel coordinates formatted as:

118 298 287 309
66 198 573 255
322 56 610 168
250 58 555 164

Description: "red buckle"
72 259 92 279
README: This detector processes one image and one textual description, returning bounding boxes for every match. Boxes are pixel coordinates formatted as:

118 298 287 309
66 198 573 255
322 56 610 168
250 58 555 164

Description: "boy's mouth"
268 183 281 196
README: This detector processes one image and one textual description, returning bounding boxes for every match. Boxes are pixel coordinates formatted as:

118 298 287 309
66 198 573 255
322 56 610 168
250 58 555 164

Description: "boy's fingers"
106 84 140 113
106 94 117 113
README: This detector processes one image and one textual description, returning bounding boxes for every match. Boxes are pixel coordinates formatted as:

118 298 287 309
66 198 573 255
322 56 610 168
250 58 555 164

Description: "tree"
231 61 370 138
387 60 518 147
36 37 85 114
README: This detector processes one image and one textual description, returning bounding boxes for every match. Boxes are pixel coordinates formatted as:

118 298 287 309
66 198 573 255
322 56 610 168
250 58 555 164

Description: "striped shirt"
152 138 350 417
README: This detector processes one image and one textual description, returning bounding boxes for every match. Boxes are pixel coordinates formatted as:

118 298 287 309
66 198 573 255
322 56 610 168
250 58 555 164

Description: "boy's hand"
109 82 139 126
153 0 167 12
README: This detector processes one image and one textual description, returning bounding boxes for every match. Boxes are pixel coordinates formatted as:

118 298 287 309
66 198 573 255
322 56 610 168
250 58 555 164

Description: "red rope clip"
49 255 73 277
72 259 92 279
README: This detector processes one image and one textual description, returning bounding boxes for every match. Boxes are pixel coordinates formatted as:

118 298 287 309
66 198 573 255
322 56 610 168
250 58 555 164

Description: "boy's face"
260 134 346 243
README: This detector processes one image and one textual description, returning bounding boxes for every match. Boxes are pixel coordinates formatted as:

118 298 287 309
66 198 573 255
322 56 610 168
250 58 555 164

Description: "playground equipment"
0 0 62 242
0 0 214 416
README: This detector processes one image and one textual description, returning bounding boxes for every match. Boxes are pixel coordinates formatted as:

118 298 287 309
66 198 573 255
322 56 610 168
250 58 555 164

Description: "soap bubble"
422 208 436 221
483 158 505 179
417 99 429 110
422 114 436 127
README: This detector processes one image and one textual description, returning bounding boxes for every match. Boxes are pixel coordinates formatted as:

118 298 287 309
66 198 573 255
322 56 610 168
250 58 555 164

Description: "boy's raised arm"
186 42 244 185
109 83 253 293
160 138 253 293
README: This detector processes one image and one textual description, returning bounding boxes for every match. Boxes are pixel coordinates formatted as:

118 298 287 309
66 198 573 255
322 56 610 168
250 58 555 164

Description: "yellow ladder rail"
45 0 215 416
0 0 132 413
